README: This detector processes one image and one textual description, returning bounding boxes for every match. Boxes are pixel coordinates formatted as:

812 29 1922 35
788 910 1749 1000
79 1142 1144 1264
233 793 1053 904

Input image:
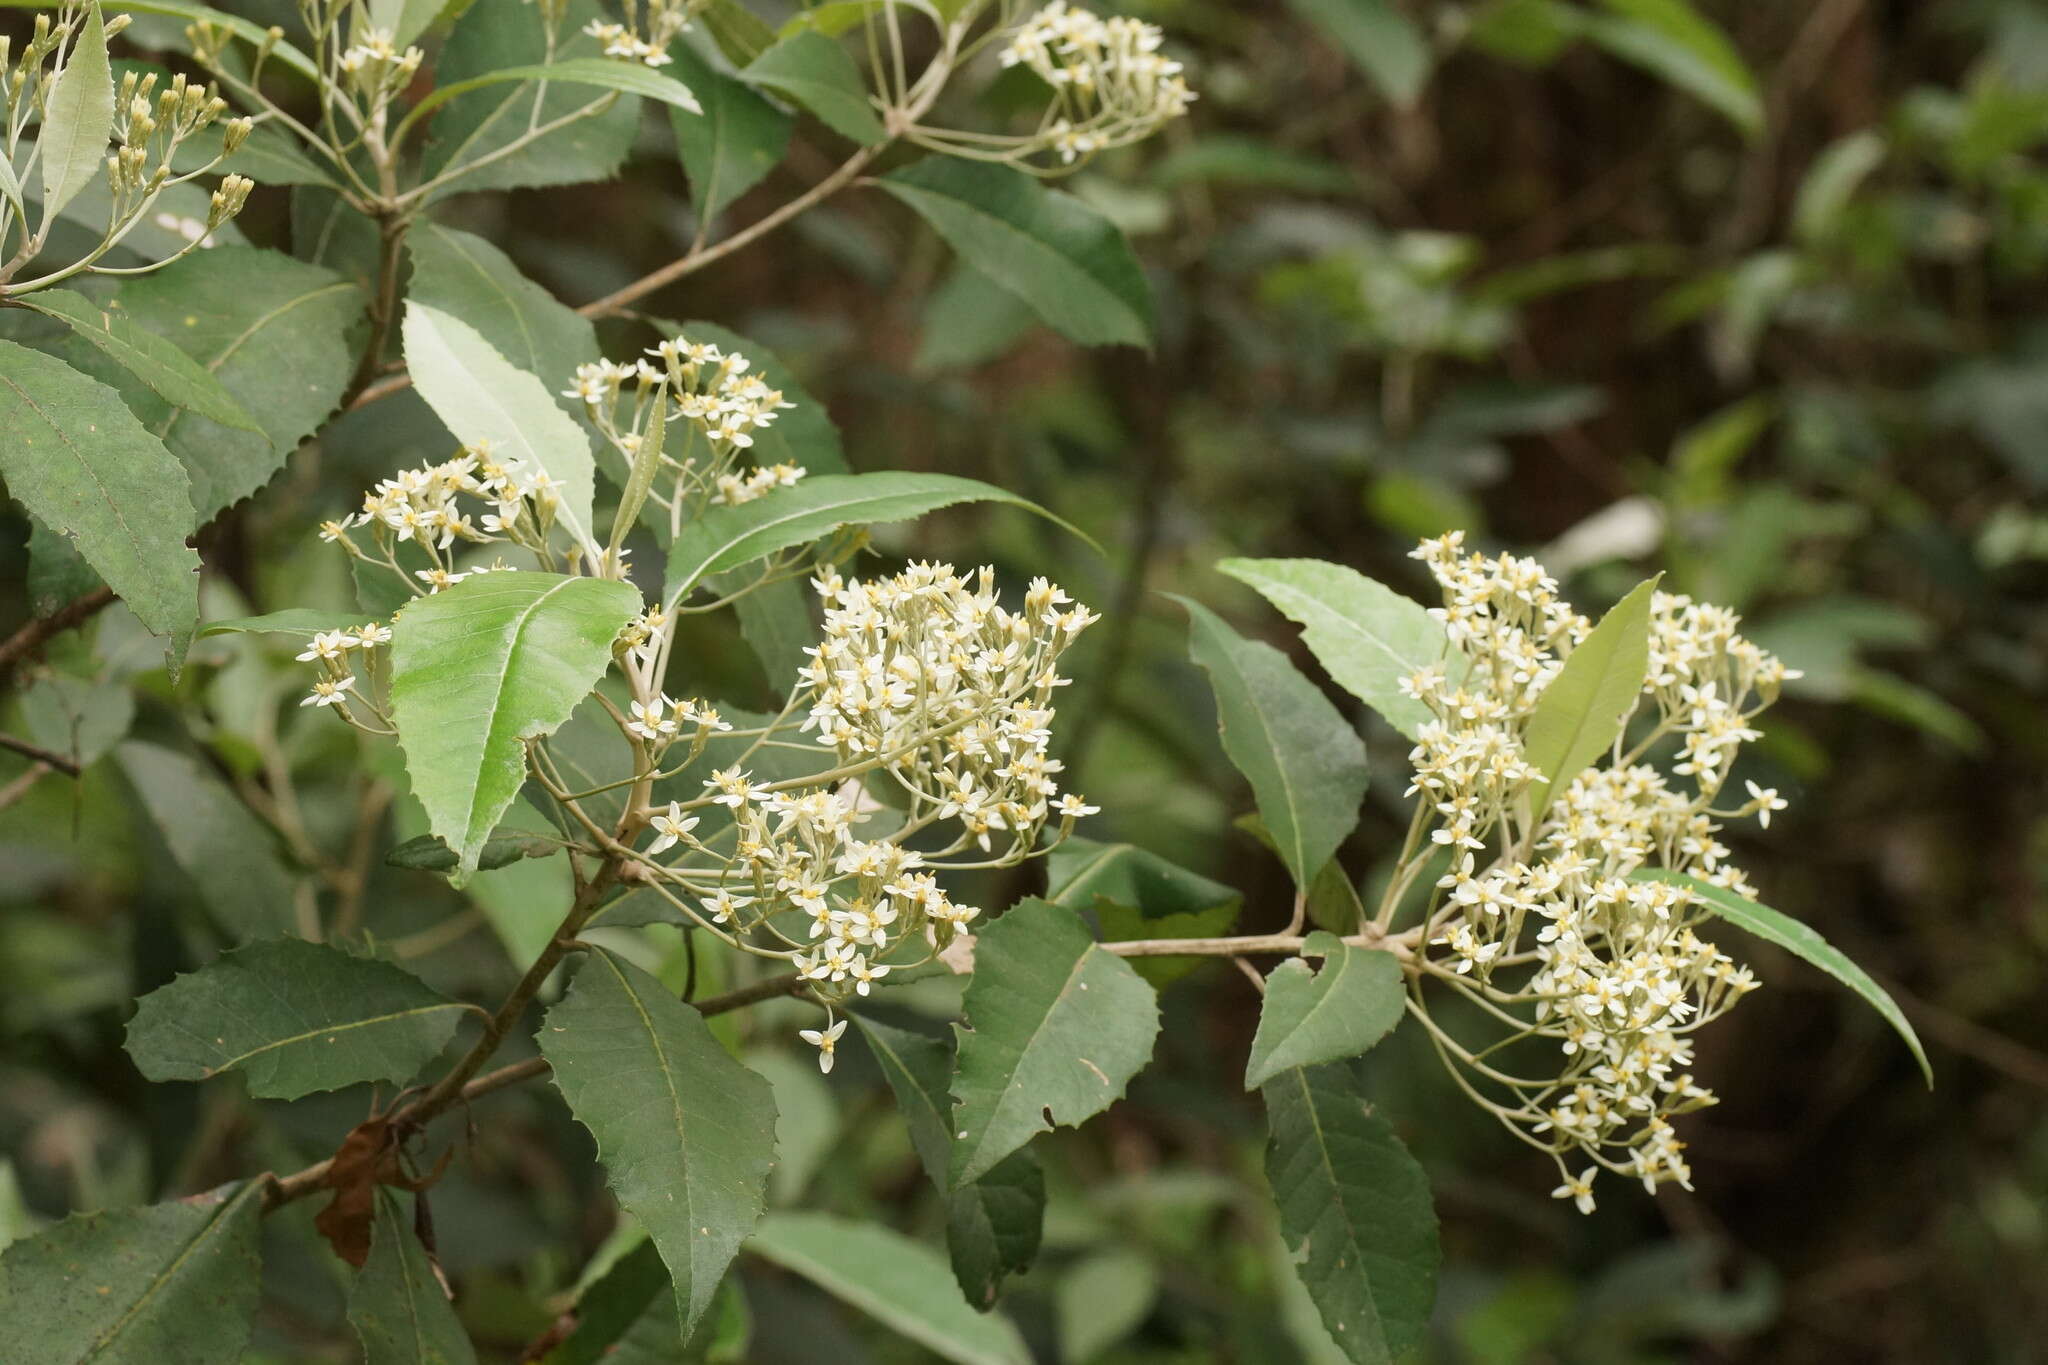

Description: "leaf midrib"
199 1001 466 1075
885 181 1133 332
1285 1068 1390 1344
82 1185 256 1361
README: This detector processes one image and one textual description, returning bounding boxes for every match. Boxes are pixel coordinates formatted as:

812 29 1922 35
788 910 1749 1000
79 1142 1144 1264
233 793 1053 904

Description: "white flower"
302 676 354 707
1743 780 1787 828
797 1017 847 1074
296 630 356 662
645 802 699 855
1551 1168 1598 1216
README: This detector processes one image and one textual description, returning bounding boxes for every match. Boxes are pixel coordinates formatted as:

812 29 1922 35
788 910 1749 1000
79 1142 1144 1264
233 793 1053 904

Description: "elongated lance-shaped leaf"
404 56 701 126
0 1180 265 1364
1585 0 1762 138
1633 868 1932 1085
349 1190 479 1365
949 898 1160 1187
38 2 112 218
1264 1061 1439 1365
538 948 778 1342
19 289 260 432
743 32 885 144
0 339 200 646
880 158 1155 349
1520 574 1660 816
114 246 365 521
748 1213 1032 1365
1177 596 1370 891
125 938 471 1099
402 302 599 552
1218 557 1458 740
389 572 640 880
1244 933 1405 1090
199 607 371 637
663 472 1082 608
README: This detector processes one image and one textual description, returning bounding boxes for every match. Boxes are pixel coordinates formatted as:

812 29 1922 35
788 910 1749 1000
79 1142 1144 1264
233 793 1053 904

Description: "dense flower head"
799 563 1098 854
1401 533 1798 1212
325 445 564 577
992 1 1195 164
584 0 705 67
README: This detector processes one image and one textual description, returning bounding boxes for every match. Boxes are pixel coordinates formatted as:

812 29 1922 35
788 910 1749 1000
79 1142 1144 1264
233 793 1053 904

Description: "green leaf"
402 301 599 549
880 159 1155 349
170 117 339 186
0 0 321 80
541 1239 670 1365
17 289 259 433
0 339 199 644
742 32 884 145
386 828 562 873
702 0 778 66
1045 837 1241 924
419 0 642 197
1520 574 1659 815
1584 0 1762 138
1178 597 1370 891
734 576 814 694
947 1150 1044 1311
408 57 701 127
406 223 600 417
370 0 457 47
115 246 365 520
667 44 792 222
390 572 639 879
20 671 133 768
39 3 113 218
916 264 1039 373
949 898 1160 1187
663 471 1075 606
1284 0 1431 106
1632 868 1932 1085
1244 933 1404 1089
0 1181 264 1365
1264 1062 1439 1364
116 740 299 939
747 1213 1031 1365
1218 557 1456 741
853 1013 955 1188
198 607 370 637
124 938 470 1099
538 947 778 1341
349 1191 479 1365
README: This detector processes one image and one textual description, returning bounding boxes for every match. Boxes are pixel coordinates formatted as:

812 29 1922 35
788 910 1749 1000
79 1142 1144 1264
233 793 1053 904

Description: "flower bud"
222 116 252 155
104 13 132 38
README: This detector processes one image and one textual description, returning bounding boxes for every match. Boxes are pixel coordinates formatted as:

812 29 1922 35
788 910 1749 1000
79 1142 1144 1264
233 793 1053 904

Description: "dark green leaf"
947 1150 1044 1310
406 222 600 421
949 898 1159 1187
853 1013 955 1188
538 948 778 1340
389 572 640 880
1632 868 1931 1084
1244 933 1405 1089
349 1191 478 1365
880 159 1154 348
0 1181 265 1364
916 264 1039 373
667 44 792 222
115 246 364 520
1179 597 1370 890
747 1213 1031 1365
117 740 299 941
1584 0 1762 137
124 938 470 1098
1264 1062 1438 1364
19 289 259 432
386 828 562 873
408 58 702 125
0 339 199 644
743 32 885 144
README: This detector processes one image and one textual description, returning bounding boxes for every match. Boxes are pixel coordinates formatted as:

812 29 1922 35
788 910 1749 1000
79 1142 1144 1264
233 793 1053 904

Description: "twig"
0 731 79 777
0 586 116 689
0 762 51 812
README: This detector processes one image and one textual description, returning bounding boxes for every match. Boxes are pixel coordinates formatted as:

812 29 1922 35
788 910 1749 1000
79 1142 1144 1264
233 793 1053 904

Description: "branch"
0 586 116 689
0 731 79 777
263 969 806 1211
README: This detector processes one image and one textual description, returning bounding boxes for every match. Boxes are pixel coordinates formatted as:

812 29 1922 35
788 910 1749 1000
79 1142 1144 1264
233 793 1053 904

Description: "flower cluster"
997 2 1195 165
294 622 391 716
800 563 1099 854
337 28 424 99
624 563 1099 1073
1399 533 1797 1213
106 69 251 210
568 333 804 534
585 0 706 67
319 446 566 591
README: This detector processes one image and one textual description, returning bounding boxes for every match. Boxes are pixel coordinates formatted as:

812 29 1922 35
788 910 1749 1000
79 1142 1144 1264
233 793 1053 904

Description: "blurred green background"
5 1 2048 1361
